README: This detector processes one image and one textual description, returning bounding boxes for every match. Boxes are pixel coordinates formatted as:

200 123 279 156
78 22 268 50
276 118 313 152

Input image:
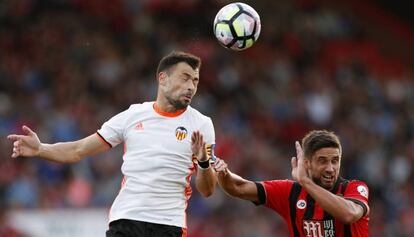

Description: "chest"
123 116 196 155
294 196 344 237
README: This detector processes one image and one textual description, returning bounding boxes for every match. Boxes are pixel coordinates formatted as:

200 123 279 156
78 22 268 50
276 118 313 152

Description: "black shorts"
106 219 185 237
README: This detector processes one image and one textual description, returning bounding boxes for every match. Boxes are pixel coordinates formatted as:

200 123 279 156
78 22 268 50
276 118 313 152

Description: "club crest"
175 126 188 141
296 199 307 209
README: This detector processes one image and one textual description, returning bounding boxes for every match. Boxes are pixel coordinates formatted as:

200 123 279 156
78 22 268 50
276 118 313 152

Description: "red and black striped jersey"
255 178 369 237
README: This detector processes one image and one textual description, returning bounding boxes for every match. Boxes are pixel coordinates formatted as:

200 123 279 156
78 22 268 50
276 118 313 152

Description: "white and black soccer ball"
213 2 261 51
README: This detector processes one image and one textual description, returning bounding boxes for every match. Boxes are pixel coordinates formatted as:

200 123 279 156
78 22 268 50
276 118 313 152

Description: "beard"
166 95 189 110
312 176 337 191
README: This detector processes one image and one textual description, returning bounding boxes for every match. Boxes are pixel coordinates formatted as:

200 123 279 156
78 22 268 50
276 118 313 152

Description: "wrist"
38 143 47 157
298 176 313 187
220 168 230 177
193 153 208 162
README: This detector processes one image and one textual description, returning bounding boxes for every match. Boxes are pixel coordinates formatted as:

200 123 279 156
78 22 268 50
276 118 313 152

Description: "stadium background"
0 0 413 236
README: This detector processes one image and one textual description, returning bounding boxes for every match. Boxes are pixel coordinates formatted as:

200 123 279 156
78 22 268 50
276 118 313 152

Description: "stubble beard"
312 176 337 191
166 96 189 110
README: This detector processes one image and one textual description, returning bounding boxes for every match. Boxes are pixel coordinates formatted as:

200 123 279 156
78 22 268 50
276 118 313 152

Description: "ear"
158 71 168 85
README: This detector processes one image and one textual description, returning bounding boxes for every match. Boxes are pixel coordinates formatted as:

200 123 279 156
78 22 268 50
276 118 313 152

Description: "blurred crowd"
1 0 414 236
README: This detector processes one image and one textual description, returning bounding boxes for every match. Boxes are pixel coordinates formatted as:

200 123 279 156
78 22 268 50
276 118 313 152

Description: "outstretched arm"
215 158 259 202
292 141 365 223
192 131 216 197
7 125 110 163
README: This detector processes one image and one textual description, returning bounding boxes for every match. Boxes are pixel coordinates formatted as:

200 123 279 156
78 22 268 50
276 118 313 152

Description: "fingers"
213 158 228 173
7 134 23 141
201 141 206 153
8 125 35 140
199 135 204 148
8 125 36 159
8 135 23 158
12 149 19 158
198 134 204 147
7 134 22 158
295 141 300 151
11 140 20 158
191 131 198 142
295 141 303 157
291 157 297 168
191 131 205 151
191 131 204 144
22 125 35 135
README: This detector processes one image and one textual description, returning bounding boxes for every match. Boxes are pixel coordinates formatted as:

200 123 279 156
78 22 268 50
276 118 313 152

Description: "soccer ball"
213 2 261 51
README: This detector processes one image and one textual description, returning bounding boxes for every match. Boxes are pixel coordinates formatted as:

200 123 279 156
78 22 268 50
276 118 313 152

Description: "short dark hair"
156 51 201 76
301 130 342 159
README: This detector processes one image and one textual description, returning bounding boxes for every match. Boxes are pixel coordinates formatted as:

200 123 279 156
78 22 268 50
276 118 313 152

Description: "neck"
155 97 182 113
153 100 187 118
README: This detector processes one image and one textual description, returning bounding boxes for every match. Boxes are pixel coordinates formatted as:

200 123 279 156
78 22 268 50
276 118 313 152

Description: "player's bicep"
346 198 369 218
77 133 111 158
352 201 365 219
344 181 370 218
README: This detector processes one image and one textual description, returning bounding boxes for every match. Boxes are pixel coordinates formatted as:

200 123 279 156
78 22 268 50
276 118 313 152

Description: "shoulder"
345 179 369 190
107 102 151 122
261 179 295 193
257 179 295 210
118 102 153 116
347 179 367 184
262 179 294 186
343 179 369 200
128 101 152 111
343 179 370 216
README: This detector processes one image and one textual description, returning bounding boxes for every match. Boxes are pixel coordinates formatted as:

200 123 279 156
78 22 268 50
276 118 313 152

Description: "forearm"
39 142 84 163
217 170 258 201
300 178 363 223
195 167 216 197
217 170 242 197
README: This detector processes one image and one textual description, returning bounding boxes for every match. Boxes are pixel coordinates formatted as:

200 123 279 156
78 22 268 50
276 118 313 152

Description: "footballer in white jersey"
97 101 215 228
8 51 218 237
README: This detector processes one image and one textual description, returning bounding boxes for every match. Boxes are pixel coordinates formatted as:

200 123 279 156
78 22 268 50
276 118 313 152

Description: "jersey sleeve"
257 179 293 218
199 118 216 161
96 108 130 148
344 180 370 217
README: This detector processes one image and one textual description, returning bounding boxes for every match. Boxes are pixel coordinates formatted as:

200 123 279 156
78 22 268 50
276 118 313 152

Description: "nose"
326 162 334 173
186 80 195 93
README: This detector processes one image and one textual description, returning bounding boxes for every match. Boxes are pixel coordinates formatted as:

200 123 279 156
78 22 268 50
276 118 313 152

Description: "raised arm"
214 158 259 202
192 131 216 197
7 125 110 163
292 141 365 224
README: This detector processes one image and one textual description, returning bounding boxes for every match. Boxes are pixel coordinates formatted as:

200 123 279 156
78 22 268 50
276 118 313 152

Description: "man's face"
307 147 341 190
160 62 199 110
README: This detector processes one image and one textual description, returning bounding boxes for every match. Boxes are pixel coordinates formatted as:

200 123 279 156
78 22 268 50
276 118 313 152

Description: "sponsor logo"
135 122 144 130
357 185 368 198
296 199 307 209
175 127 188 141
302 220 335 237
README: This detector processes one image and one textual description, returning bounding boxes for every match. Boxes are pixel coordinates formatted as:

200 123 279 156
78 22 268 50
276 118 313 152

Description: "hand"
213 158 228 177
291 141 310 184
191 131 207 162
7 125 41 158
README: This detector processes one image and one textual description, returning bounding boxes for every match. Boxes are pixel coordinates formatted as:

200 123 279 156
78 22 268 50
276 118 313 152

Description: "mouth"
183 94 192 101
321 174 335 184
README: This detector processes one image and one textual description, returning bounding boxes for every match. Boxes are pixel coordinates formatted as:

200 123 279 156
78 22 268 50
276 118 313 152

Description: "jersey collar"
153 102 187 117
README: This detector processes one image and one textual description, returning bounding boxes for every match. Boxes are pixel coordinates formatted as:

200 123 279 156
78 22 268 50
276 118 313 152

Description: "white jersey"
97 101 215 228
